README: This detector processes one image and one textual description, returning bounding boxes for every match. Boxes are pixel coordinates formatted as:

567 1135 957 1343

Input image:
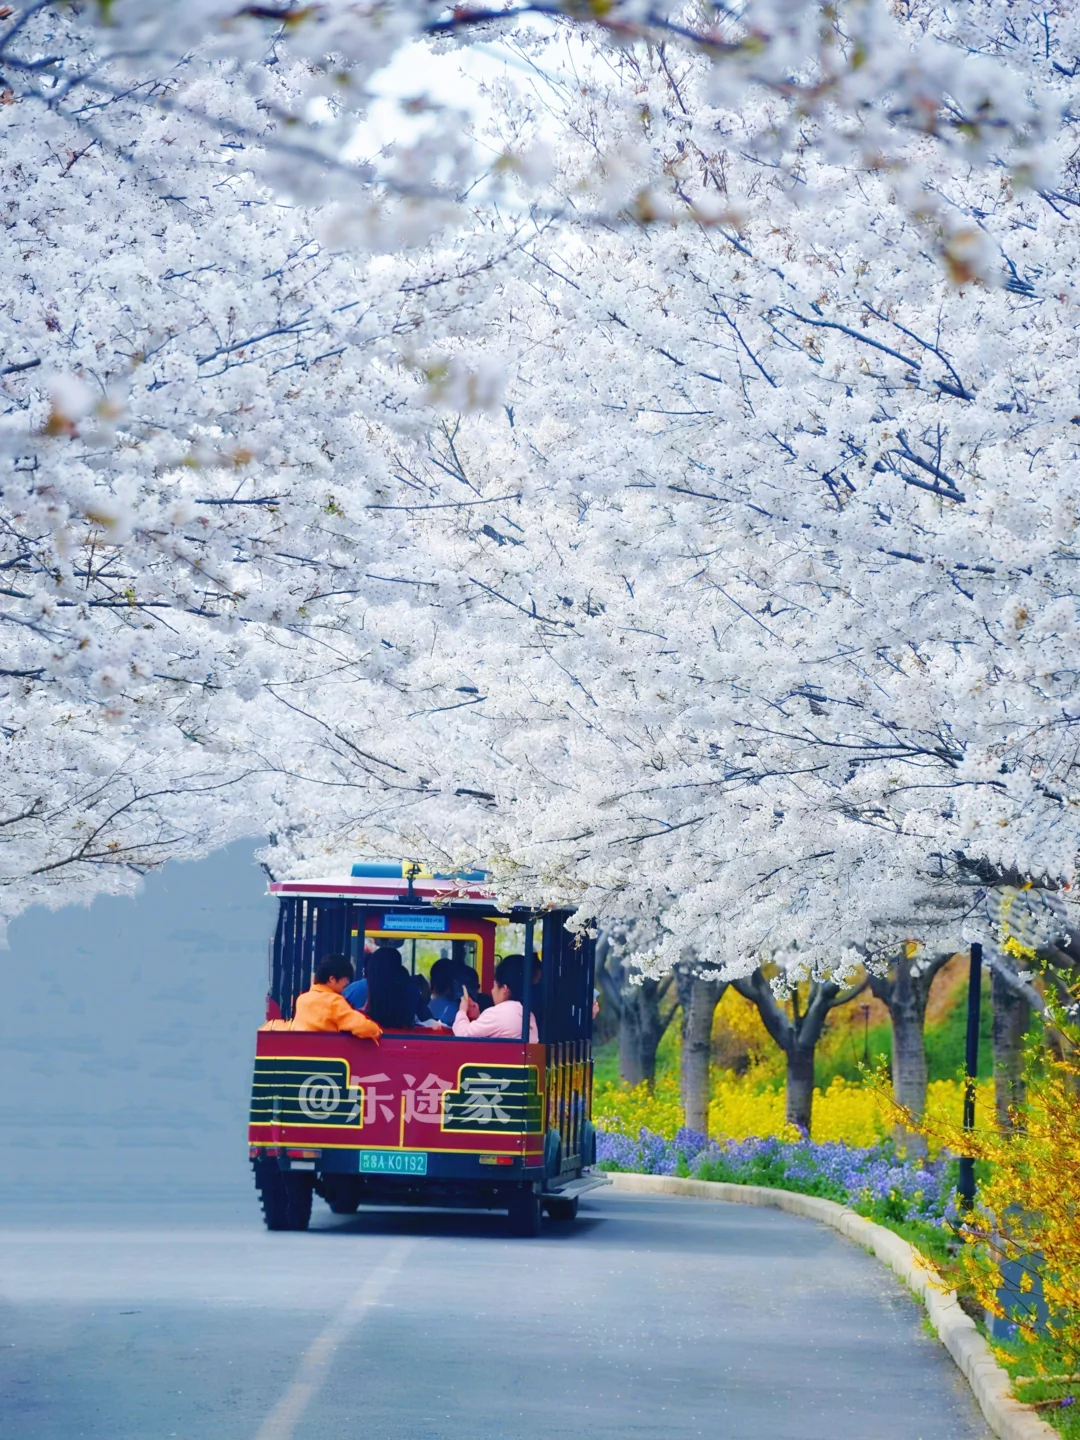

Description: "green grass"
856 1210 960 1275
815 1020 893 1088
925 983 994 1082
816 986 995 1087
992 1333 1080 1437
592 1036 620 1088
593 1022 681 1090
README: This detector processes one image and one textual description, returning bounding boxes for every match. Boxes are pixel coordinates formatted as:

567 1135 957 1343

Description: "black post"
957 942 983 1211
521 917 535 1042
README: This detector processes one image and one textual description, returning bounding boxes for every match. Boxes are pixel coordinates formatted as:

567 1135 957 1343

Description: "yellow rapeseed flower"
594 1069 986 1150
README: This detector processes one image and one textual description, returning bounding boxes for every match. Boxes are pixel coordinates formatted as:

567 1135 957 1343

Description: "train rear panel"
249 1030 547 1180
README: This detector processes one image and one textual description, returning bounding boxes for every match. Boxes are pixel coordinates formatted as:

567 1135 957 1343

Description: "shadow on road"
311 1203 605 1244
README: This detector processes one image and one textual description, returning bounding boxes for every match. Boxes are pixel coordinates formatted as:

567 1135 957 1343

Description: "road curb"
607 1171 1056 1440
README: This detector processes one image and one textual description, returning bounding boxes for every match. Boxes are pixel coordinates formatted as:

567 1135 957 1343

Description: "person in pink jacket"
453 954 539 1042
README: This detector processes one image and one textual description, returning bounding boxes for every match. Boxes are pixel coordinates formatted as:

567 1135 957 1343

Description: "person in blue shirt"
342 952 371 1011
427 956 458 1025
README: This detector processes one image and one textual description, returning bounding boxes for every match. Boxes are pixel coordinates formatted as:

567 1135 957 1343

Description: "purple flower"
597 1127 955 1226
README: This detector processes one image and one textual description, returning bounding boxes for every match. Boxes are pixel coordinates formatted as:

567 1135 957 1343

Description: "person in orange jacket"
290 955 382 1041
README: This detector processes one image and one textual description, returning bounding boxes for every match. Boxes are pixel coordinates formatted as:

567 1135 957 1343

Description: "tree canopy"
3 1 1080 980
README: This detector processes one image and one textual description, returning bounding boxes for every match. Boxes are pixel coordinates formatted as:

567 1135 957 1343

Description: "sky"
1 841 273 1205
357 22 564 160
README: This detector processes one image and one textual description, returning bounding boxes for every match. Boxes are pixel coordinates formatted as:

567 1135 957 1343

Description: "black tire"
507 1185 542 1237
544 1195 579 1222
319 1176 362 1215
256 1166 313 1231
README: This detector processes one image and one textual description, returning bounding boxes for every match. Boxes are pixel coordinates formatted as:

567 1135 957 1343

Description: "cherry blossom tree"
0 698 259 930
0 4 515 917
259 24 1080 988
5 0 1080 961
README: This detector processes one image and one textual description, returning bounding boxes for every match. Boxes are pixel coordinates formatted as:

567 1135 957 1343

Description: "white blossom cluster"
263 25 1080 976
3 3 1080 978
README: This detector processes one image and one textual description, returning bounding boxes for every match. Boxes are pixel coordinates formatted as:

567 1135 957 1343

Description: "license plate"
359 1150 428 1175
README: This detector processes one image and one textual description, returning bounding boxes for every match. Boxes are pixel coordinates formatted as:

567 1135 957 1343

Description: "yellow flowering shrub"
918 1053 1080 1370
923 1078 995 1139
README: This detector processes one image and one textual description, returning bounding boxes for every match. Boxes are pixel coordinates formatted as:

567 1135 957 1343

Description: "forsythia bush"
595 1070 993 1150
920 1053 1080 1370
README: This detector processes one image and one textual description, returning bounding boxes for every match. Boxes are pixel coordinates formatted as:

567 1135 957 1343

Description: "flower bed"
596 1126 959 1230
592 1068 992 1149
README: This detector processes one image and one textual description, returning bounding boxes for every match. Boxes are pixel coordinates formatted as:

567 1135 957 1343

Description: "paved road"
0 1190 991 1440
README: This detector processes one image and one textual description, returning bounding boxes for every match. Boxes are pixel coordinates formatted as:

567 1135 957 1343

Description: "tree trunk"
785 1047 815 1133
869 951 952 1157
890 982 930 1156
890 990 929 1119
992 966 1030 1132
679 975 726 1136
618 981 665 1087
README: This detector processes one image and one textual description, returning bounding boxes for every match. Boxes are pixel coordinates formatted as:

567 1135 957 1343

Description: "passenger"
452 954 539 1041
456 965 492 1011
342 953 369 1010
530 952 544 1033
452 963 481 1004
411 971 433 1022
408 969 450 1030
428 957 458 1025
292 956 382 1040
365 949 422 1030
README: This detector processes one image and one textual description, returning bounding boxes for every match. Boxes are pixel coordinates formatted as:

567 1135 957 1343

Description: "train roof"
268 861 499 907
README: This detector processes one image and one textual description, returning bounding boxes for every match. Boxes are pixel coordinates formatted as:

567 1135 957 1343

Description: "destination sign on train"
381 913 448 932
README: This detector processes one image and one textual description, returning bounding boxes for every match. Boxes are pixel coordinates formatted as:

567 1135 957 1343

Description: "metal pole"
521 917 535 1043
957 942 983 1211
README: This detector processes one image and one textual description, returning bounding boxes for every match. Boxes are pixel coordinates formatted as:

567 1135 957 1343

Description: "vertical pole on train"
521 917 535 1043
957 942 983 1212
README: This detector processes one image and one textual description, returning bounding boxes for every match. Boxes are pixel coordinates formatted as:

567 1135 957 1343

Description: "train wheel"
256 1166 313 1231
321 1177 362 1215
507 1185 542 1237
544 1195 579 1222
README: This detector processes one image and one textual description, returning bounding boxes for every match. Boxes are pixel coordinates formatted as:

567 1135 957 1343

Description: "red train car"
249 863 605 1234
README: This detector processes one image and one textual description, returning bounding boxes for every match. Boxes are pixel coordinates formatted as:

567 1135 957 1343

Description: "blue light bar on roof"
350 861 490 882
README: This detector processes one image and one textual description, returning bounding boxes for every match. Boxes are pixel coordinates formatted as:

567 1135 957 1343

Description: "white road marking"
252 1238 414 1440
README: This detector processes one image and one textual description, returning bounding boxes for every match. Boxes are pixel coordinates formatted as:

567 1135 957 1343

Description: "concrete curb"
607 1172 1057 1440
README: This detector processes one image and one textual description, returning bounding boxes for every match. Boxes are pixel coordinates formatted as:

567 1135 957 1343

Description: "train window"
364 931 478 982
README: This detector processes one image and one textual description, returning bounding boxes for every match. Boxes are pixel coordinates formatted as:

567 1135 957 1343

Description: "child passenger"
289 955 382 1040
452 954 539 1042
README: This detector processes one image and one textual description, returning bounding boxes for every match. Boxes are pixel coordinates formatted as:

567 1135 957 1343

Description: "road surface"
0 1189 990 1440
